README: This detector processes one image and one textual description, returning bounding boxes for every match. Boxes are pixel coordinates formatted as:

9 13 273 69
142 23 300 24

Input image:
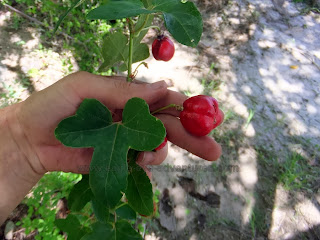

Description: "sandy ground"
1 0 320 239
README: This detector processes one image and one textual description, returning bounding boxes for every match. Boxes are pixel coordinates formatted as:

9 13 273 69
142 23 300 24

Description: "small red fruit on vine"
152 35 175 61
180 95 221 137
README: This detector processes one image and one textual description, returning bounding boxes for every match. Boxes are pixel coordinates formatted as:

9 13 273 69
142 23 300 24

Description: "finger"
136 146 167 180
156 114 222 161
62 71 168 109
40 146 93 174
136 144 168 166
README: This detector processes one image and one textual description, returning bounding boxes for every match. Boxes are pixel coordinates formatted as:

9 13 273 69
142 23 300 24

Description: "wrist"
0 104 43 224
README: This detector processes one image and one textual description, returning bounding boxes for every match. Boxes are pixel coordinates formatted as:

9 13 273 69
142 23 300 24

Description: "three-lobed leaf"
55 98 165 209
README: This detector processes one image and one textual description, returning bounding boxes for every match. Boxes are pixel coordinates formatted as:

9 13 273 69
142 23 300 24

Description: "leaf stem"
151 104 183 115
134 14 150 36
127 18 134 82
114 202 127 210
141 25 161 33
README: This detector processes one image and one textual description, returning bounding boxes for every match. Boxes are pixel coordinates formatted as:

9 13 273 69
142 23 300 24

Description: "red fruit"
180 95 221 137
155 137 167 151
152 35 175 61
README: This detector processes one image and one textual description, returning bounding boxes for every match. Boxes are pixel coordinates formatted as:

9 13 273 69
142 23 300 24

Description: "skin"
0 71 223 224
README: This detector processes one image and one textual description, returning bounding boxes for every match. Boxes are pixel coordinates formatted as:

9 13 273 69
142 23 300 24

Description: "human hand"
9 71 223 178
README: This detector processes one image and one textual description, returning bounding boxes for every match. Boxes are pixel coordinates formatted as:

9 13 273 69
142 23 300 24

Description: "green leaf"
118 42 150 72
115 221 142 239
68 175 93 211
116 204 136 221
55 99 113 147
87 0 154 20
141 0 153 8
132 43 149 63
54 215 89 240
152 0 203 47
91 198 109 223
80 221 142 240
80 222 114 240
99 32 128 72
55 98 165 209
99 14 154 72
126 162 153 216
99 29 150 72
53 0 86 34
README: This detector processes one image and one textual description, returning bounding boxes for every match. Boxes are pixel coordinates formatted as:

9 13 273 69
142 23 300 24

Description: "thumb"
66 72 168 109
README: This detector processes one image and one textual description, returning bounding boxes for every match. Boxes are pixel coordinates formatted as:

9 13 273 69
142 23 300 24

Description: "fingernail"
138 152 154 165
149 81 167 90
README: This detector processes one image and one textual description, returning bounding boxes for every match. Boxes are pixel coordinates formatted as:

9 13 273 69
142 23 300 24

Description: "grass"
17 172 84 240
278 152 319 192
200 62 221 96
292 0 320 13
245 108 255 128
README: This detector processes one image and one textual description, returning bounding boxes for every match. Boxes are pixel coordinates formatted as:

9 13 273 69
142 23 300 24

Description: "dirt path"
138 0 320 239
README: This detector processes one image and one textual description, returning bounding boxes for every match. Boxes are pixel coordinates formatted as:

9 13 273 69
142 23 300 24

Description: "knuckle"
113 79 129 90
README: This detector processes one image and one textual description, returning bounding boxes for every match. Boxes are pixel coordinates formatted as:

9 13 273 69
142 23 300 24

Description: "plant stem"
127 19 134 82
151 104 183 115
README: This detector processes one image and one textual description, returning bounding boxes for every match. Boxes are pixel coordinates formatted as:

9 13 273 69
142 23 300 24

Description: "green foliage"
99 31 150 72
54 214 90 240
99 31 128 71
81 221 142 240
68 174 93 211
87 0 203 47
126 161 154 216
53 0 86 34
92 198 110 223
116 204 137 221
55 98 165 209
99 14 154 72
53 98 165 237
20 172 82 239
0 83 20 108
278 152 316 191
87 0 154 20
152 0 203 47
6 0 123 73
